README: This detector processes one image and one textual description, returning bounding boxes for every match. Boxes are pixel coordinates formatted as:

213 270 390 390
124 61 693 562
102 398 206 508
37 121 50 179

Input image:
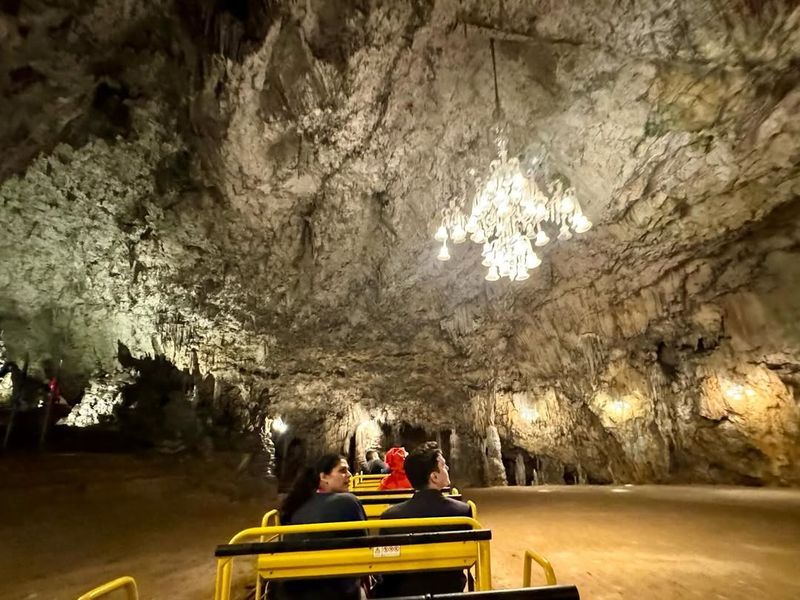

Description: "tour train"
77 474 580 600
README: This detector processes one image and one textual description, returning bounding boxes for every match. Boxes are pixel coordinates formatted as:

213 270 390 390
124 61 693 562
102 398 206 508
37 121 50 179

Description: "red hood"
385 447 408 471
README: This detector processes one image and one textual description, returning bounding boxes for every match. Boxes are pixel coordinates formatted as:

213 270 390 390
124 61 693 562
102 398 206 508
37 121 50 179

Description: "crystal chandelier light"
433 39 592 282
434 134 591 282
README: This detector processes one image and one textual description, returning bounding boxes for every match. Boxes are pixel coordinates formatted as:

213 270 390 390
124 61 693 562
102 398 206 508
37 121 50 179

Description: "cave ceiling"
1 0 799 439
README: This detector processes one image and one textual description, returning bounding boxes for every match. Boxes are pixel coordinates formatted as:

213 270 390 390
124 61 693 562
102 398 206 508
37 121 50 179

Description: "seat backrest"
359 495 465 519
352 486 459 499
350 474 388 489
213 517 491 600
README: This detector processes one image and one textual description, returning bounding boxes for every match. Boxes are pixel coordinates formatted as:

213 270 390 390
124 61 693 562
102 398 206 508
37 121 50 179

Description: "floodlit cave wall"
0 1 799 485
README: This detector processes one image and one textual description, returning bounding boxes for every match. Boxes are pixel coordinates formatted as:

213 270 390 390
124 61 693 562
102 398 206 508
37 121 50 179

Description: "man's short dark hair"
405 442 443 490
366 449 378 460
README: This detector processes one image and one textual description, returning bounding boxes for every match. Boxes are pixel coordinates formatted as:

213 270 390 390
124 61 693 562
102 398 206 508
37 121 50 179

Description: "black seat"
386 586 580 599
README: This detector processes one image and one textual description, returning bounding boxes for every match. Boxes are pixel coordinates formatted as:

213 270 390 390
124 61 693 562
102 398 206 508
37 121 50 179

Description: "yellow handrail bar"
468 499 478 521
523 549 557 586
260 509 279 528
77 576 138 600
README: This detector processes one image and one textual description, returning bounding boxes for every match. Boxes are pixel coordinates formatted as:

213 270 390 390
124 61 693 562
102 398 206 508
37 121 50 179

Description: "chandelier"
433 40 592 282
434 134 591 281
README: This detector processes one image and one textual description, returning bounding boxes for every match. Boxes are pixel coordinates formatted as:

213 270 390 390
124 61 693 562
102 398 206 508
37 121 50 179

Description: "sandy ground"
2 455 799 600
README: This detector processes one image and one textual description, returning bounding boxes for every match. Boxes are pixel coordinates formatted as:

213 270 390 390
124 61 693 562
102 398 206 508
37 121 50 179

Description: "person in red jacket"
379 447 412 490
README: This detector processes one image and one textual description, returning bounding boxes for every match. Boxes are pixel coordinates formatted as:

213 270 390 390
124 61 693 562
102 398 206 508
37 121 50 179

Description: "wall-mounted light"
606 399 629 418
272 417 288 434
723 383 757 402
520 405 539 423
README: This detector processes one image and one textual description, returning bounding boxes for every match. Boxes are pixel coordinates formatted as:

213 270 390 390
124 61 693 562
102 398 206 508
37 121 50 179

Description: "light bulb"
485 266 499 281
525 252 541 269
451 224 466 243
471 229 486 244
434 225 448 242
573 214 592 233
534 229 550 247
437 242 450 261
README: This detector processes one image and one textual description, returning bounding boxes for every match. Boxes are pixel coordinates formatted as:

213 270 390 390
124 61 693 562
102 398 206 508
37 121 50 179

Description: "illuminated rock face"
1 1 799 484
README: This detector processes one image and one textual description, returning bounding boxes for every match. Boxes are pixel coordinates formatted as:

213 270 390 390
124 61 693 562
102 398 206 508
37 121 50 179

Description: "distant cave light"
593 391 642 425
722 382 757 403
272 416 288 434
520 405 540 423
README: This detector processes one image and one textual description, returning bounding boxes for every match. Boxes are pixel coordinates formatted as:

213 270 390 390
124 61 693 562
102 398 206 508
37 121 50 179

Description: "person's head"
280 453 352 523
365 449 378 462
384 447 408 472
318 455 352 493
405 442 450 490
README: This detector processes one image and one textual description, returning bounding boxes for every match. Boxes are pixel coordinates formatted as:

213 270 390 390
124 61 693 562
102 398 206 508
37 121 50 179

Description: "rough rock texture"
1 1 799 484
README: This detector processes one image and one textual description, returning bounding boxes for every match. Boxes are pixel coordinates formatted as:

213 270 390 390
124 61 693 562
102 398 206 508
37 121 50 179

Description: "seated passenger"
273 454 367 600
373 442 472 598
378 447 412 490
362 449 389 475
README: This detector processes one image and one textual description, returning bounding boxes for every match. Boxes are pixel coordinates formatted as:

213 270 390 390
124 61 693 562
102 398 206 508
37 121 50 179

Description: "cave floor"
1 455 799 600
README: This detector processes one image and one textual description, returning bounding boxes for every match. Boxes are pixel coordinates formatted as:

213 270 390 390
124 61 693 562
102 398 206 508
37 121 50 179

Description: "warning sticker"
372 545 401 558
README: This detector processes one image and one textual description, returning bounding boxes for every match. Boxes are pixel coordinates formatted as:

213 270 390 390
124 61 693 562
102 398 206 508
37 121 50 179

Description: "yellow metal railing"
215 516 490 600
349 474 388 491
468 499 478 521
77 576 138 600
350 487 460 500
260 509 280 529
523 549 557 586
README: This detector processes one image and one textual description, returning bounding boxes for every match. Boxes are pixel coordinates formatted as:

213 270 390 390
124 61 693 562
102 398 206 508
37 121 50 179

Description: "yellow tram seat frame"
351 486 460 500
349 473 387 491
77 576 138 600
260 497 474 523
215 516 491 600
361 497 476 520
524 549 558 586
254 504 477 599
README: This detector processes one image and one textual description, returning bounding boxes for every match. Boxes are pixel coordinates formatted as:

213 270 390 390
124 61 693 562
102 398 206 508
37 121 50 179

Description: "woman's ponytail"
279 453 345 523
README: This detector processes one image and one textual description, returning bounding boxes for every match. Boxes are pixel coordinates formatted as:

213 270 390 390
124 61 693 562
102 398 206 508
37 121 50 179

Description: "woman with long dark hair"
274 453 367 600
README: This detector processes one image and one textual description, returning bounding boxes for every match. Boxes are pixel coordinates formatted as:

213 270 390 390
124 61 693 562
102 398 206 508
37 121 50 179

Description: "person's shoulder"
329 492 362 506
444 496 471 515
381 499 410 518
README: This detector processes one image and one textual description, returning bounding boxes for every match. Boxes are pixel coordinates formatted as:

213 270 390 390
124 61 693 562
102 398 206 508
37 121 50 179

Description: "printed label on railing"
372 545 401 558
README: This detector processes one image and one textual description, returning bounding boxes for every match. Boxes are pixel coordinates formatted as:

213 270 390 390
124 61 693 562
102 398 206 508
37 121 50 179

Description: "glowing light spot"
520 405 540 423
272 417 288 434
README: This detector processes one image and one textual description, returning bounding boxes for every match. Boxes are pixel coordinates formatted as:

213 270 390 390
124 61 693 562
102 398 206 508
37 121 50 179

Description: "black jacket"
373 489 472 598
272 493 367 600
364 458 389 474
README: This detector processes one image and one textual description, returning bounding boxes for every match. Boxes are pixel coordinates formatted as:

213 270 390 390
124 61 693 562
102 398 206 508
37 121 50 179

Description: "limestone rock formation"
1 0 799 484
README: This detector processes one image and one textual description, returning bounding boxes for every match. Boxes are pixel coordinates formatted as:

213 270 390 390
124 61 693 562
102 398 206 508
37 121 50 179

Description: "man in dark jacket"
373 442 472 598
363 449 389 474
